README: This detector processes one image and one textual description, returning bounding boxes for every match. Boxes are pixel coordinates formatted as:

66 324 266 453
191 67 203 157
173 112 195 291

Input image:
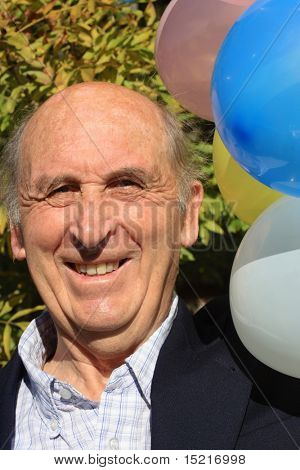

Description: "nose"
68 198 115 254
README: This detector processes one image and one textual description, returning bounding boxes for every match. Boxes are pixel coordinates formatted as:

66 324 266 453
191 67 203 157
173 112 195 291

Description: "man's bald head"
24 82 165 141
22 82 168 177
1 82 202 225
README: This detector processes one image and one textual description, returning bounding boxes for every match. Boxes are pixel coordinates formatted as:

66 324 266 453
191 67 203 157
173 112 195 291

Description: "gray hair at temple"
0 103 204 226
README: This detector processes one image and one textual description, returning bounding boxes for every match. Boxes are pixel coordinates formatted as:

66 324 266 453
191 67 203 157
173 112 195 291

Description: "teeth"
75 261 121 276
97 264 106 275
87 265 97 275
76 264 87 274
106 263 114 273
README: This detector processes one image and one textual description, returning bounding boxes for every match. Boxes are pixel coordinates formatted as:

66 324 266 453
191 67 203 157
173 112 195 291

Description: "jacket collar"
151 297 253 449
0 351 24 449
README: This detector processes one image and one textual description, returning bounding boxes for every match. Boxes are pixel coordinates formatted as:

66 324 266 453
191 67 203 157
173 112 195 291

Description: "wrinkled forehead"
20 87 170 177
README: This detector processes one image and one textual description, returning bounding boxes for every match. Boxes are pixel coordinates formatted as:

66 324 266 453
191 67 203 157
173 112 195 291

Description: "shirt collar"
124 294 178 403
18 295 178 419
18 311 60 433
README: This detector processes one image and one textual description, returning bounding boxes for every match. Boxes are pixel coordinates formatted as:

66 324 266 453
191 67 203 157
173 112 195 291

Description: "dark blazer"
1 296 300 450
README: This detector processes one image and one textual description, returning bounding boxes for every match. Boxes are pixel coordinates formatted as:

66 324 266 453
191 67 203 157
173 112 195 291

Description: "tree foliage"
0 0 248 364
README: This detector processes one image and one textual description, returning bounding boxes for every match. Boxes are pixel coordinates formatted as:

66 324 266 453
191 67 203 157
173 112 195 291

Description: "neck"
43 292 175 401
43 335 129 401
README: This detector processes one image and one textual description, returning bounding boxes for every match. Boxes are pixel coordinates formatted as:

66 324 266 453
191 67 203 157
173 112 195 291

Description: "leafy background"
0 0 248 365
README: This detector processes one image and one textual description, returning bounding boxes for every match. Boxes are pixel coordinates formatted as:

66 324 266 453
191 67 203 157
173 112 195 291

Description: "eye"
48 184 79 196
109 179 142 188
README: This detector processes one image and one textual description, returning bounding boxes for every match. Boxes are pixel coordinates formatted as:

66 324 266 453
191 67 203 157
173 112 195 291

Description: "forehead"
21 90 170 180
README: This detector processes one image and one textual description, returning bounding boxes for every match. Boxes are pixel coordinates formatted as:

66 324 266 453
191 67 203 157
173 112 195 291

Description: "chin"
68 298 136 333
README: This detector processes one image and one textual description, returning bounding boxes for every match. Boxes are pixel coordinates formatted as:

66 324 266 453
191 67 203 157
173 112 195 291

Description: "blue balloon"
211 0 300 197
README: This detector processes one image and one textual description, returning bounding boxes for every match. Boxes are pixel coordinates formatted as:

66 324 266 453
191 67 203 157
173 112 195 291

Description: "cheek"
125 201 181 251
22 208 65 254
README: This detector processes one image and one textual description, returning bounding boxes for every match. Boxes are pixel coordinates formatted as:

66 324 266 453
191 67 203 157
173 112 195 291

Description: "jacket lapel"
151 298 253 449
0 351 25 449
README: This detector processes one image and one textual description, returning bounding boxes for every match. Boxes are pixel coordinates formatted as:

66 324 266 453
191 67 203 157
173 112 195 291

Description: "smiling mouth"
66 259 130 277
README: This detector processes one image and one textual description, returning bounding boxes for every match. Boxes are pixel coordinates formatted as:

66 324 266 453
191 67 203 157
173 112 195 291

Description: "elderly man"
1 82 300 451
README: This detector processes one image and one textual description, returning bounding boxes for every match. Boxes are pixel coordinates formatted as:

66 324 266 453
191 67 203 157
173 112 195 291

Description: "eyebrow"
107 167 153 183
33 166 155 193
33 174 80 193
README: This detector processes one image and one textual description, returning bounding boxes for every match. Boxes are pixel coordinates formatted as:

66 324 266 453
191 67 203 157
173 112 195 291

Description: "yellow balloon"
213 131 282 225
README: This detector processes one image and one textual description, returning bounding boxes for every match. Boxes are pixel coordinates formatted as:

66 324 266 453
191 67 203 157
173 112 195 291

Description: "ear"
180 181 203 247
10 223 26 261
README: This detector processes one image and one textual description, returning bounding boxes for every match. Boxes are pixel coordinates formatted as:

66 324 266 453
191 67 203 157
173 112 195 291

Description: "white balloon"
230 196 300 378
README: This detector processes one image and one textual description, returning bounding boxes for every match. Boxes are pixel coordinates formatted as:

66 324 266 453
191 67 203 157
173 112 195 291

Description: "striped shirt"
12 296 178 450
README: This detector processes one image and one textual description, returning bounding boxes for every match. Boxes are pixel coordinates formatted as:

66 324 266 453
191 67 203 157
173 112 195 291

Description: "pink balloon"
155 0 253 121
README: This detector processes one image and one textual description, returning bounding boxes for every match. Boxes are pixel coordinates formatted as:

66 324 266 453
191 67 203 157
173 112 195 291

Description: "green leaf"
78 21 92 32
48 9 61 22
204 220 224 235
96 53 112 65
26 70 52 85
199 225 210 246
6 33 28 49
78 32 93 47
10 86 25 100
88 0 95 13
14 322 29 331
0 206 7 235
18 46 43 68
3 324 12 360
70 3 82 22
95 64 106 75
8 294 25 308
106 35 127 51
129 67 147 74
145 2 156 26
0 301 12 318
228 219 249 233
39 0 57 15
54 68 73 89
82 51 95 61
180 247 195 262
80 68 95 81
9 305 45 322
197 142 213 154
18 45 35 61
3 98 17 114
131 30 152 47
